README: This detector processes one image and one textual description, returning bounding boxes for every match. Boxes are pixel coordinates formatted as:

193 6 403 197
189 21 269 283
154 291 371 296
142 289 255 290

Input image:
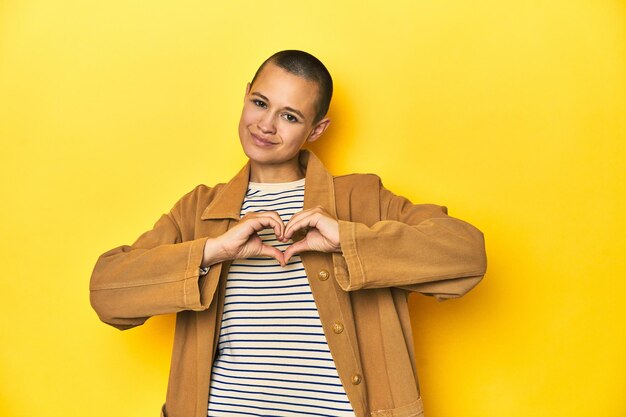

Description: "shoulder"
333 173 381 192
333 173 447 220
169 182 228 216
331 173 382 223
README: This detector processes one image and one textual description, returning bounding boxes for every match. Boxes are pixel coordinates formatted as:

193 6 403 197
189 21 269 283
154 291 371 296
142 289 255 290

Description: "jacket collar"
200 150 337 220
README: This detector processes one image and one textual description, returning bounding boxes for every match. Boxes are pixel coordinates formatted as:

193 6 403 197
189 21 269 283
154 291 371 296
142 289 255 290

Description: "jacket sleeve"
89 192 223 330
332 181 486 300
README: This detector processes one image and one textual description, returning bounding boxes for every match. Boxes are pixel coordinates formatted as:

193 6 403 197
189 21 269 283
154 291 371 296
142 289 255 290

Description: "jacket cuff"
181 236 210 310
334 220 365 291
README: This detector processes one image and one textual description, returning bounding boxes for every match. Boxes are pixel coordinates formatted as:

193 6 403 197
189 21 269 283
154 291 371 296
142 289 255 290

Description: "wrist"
201 237 230 267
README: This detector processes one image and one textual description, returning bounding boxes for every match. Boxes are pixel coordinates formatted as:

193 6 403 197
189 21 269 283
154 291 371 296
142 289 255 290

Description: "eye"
252 99 267 108
282 113 298 123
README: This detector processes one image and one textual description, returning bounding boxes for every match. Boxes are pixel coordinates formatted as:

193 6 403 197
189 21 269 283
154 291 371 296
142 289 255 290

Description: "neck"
249 158 305 183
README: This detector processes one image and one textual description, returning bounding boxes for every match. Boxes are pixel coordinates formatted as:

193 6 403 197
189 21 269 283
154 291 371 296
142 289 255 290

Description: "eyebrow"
251 92 306 121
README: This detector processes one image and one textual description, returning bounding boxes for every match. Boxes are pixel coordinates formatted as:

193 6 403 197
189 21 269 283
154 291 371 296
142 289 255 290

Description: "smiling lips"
251 132 278 147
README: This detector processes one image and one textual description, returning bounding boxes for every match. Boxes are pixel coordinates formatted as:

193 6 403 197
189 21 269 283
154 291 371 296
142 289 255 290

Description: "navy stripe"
220 323 322 330
226 277 307 284
217 359 337 371
231 260 301 268
209 379 343 395
226 267 306 275
210 371 343 388
242 202 306 211
214 365 340 379
241 194 304 206
217 353 334 362
218 338 327 345
225 284 309 291
241 195 305 207
222 308 318 314
218 346 330 352
221 316 319 323
223 299 316 306
244 187 304 198
210 394 353 412
224 291 312 299
211 387 351 404
242 199 305 209
219 330 325 337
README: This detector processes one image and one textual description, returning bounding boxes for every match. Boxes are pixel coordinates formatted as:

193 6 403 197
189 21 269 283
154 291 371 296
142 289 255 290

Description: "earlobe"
307 118 331 143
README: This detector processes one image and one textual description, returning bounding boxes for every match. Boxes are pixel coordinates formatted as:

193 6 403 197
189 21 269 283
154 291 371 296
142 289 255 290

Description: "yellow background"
1 1 624 416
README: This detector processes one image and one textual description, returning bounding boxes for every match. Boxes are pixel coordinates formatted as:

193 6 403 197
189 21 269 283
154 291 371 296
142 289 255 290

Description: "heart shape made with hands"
216 207 341 267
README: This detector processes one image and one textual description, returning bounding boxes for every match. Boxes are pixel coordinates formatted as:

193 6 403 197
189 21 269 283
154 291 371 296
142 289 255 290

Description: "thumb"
283 239 310 265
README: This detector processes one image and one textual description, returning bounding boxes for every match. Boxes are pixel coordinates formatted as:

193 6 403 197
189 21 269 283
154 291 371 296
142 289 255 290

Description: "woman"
90 50 487 417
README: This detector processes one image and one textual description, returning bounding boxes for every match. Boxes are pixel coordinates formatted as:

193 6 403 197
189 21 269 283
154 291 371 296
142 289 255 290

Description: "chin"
241 144 274 164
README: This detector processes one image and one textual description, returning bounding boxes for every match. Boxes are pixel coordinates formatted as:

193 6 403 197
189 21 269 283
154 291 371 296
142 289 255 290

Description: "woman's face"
238 62 328 180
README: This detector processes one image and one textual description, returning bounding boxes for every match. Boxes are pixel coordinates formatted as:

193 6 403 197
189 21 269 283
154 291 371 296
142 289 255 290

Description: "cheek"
238 108 253 138
282 125 310 146
240 103 260 126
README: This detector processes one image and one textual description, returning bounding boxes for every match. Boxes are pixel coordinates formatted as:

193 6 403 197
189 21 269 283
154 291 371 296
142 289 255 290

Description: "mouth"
251 132 277 147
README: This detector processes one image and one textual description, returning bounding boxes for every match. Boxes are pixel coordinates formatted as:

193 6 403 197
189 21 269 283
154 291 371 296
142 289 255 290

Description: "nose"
257 111 276 134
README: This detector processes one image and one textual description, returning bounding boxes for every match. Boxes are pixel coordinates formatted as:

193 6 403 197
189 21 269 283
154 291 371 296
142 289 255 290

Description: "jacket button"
351 374 362 385
332 322 344 334
318 269 330 281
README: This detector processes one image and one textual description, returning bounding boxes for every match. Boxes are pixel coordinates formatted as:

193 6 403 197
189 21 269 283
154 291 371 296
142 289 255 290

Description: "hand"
283 206 341 264
202 211 286 267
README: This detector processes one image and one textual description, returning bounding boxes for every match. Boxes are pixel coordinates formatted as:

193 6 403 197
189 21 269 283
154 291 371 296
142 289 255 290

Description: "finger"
257 243 286 266
284 213 322 240
283 238 310 264
241 210 284 228
246 215 285 238
285 206 324 227
265 210 289 241
256 210 286 227
249 211 285 239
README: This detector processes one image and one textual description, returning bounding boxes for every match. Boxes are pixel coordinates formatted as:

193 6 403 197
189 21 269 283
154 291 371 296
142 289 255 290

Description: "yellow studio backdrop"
1 0 624 416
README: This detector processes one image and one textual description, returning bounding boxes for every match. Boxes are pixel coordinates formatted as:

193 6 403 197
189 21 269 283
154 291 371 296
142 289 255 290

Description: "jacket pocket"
370 397 424 417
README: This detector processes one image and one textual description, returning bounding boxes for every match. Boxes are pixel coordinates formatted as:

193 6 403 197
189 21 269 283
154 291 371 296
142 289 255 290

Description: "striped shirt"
207 178 355 417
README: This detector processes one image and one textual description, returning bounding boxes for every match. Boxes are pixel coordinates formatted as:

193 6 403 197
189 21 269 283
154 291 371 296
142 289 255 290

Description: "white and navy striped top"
207 178 355 417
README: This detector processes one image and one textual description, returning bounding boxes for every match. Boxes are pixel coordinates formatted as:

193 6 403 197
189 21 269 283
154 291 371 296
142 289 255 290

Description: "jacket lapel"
301 150 338 218
200 162 251 221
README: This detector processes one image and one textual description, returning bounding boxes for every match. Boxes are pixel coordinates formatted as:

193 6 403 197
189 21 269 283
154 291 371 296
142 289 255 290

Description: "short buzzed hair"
250 50 333 124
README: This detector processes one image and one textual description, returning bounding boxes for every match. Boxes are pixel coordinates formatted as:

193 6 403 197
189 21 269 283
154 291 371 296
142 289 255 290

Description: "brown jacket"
90 150 487 417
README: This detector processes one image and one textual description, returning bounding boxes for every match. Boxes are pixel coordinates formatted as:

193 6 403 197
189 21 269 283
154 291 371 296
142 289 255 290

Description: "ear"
244 82 251 99
307 118 331 143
